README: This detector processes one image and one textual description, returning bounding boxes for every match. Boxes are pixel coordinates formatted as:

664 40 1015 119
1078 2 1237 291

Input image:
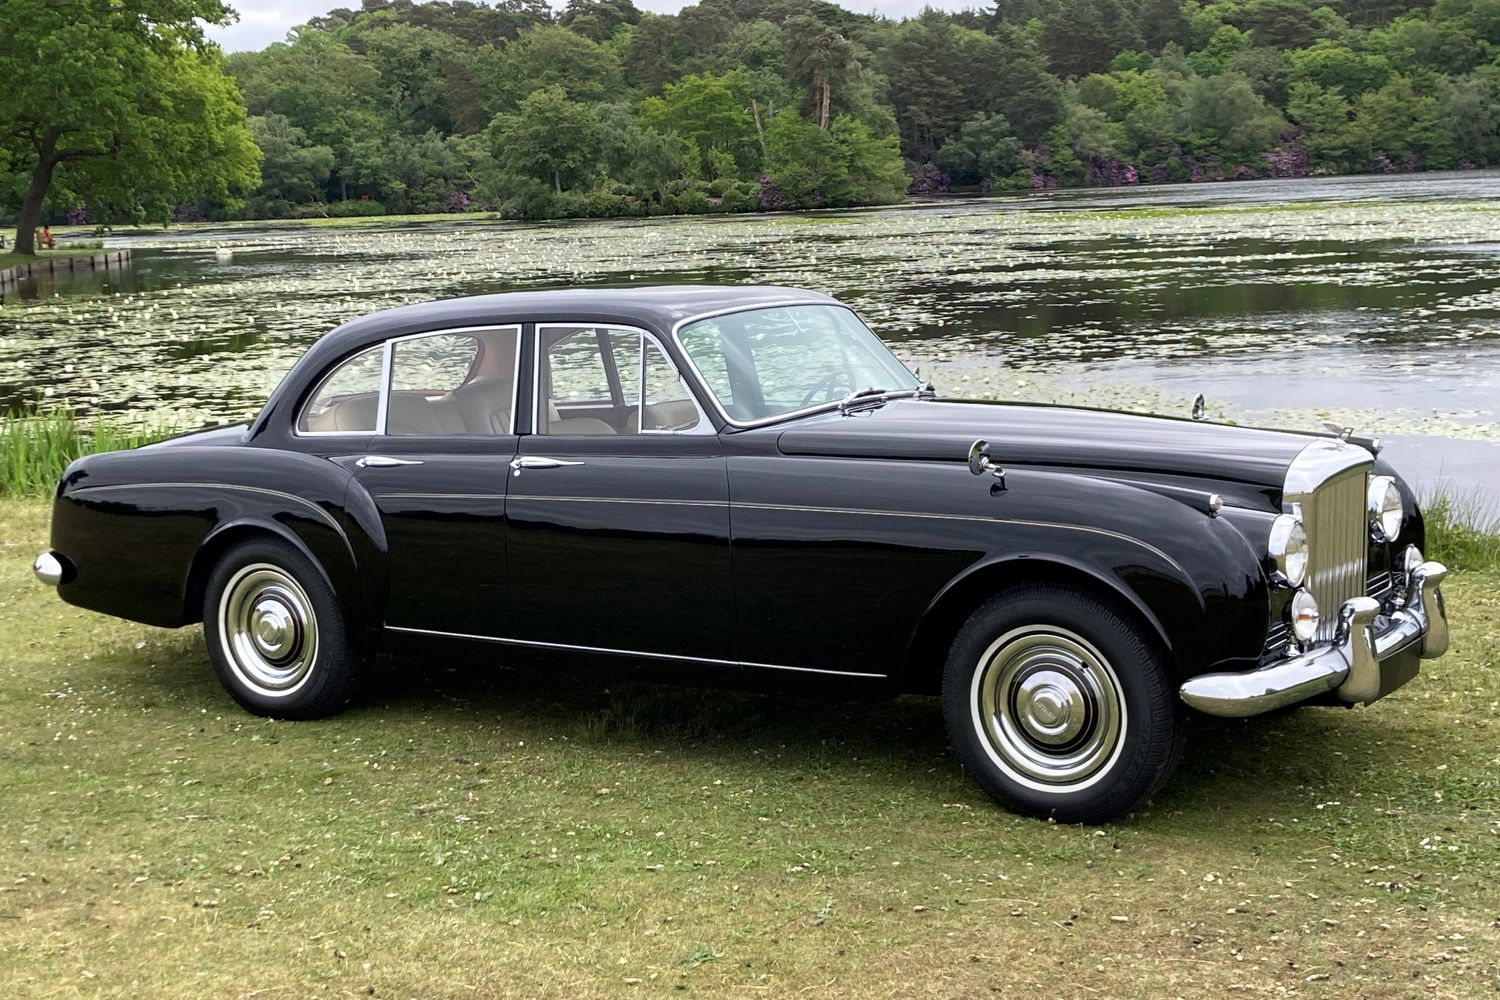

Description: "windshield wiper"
837 386 918 414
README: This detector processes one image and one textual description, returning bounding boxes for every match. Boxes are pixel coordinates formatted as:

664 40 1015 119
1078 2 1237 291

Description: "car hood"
773 398 1319 492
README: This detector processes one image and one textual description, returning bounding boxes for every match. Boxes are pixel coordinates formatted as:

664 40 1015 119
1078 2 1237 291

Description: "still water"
3 170 1497 502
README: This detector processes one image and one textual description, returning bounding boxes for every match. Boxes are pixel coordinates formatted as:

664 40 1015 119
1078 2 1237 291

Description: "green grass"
1 496 1498 997
0 409 175 499
0 247 103 272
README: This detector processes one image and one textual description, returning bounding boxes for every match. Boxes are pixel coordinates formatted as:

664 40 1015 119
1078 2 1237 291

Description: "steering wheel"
798 369 852 409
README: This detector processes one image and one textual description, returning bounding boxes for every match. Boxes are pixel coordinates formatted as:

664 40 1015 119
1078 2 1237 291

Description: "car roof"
324 285 838 349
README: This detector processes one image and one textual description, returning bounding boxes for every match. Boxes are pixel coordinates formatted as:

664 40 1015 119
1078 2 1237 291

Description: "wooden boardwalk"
0 249 133 292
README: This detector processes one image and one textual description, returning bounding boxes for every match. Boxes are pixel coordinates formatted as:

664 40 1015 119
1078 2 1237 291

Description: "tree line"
4 0 1500 246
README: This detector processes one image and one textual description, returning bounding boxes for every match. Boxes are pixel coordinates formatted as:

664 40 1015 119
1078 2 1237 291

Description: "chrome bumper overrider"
1180 560 1448 718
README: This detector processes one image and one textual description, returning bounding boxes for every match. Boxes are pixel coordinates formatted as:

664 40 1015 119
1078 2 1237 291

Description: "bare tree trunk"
751 99 766 156
554 168 562 195
818 77 831 130
15 146 61 256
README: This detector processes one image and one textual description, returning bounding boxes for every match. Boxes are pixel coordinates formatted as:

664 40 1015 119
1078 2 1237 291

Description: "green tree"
639 71 760 176
1 0 259 252
762 112 850 207
480 24 622 115
1286 81 1356 168
246 115 336 215
934 114 1022 185
785 14 858 129
488 86 603 193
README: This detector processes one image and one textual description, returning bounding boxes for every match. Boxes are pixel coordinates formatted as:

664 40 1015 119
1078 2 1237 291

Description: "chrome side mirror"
1191 393 1206 421
968 440 1005 488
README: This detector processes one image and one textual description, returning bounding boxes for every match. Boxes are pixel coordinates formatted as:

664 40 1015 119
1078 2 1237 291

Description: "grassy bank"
0 498 1497 998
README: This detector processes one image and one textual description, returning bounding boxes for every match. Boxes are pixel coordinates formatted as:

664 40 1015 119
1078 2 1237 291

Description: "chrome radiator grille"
1300 469 1370 643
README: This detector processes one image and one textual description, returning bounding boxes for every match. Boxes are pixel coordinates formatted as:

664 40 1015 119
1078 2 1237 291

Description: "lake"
2 170 1497 507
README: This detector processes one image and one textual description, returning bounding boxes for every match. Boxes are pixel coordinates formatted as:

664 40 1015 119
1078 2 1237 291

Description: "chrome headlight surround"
1268 513 1308 588
1367 475 1403 542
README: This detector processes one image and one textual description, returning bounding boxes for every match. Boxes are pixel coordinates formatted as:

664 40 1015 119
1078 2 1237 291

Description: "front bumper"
1180 560 1448 718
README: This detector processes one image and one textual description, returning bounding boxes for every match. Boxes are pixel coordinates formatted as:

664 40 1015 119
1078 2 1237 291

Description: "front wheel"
203 537 360 719
942 584 1184 823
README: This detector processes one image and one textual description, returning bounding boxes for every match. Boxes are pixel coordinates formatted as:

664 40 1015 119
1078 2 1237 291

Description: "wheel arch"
183 516 367 651
901 555 1203 695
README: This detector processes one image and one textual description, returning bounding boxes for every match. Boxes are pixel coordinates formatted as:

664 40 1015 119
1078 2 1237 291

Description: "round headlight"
1290 589 1320 643
1269 514 1308 587
1368 476 1403 542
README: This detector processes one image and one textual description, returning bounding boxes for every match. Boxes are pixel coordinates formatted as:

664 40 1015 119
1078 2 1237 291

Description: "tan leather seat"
451 378 515 435
546 399 615 435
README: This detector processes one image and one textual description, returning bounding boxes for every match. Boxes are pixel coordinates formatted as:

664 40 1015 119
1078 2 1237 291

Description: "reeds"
0 408 173 498
1421 482 1500 573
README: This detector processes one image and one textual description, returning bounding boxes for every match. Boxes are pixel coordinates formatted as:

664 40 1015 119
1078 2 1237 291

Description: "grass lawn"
1 497 1496 998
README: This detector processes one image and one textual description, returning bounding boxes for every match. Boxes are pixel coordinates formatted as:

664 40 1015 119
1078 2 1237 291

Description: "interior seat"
546 399 616 435
451 378 515 435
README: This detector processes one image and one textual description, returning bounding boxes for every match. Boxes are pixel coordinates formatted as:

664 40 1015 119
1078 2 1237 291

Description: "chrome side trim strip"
509 495 727 508
383 625 886 679
74 482 345 535
378 493 506 501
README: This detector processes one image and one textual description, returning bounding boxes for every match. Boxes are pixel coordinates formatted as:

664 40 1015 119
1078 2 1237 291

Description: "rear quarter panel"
51 445 365 632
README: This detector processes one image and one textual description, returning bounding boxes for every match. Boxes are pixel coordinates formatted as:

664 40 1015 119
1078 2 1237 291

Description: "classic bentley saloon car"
35 285 1449 822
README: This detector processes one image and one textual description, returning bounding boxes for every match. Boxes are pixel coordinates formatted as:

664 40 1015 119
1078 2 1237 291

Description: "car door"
347 326 521 637
504 323 736 663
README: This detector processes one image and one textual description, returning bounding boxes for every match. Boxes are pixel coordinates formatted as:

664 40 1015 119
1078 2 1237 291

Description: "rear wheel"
942 584 1183 823
203 538 360 719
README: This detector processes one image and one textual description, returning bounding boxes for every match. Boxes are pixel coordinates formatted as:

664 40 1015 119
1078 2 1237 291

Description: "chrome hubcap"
973 627 1126 790
218 564 318 695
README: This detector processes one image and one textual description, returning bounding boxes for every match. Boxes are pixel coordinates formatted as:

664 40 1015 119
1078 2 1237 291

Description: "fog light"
1290 589 1320 643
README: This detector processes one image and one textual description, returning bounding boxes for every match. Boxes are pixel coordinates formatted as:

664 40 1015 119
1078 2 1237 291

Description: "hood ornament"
1191 394 1207 421
1322 421 1354 443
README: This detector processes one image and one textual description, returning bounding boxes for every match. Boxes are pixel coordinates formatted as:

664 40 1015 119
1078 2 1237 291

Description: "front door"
349 326 521 637
504 324 735 663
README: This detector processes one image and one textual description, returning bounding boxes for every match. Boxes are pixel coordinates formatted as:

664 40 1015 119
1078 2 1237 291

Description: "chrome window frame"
534 322 712 436
293 343 390 438
293 325 522 438
669 301 917 430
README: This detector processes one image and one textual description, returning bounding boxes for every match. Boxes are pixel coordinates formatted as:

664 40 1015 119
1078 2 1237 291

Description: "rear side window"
298 346 385 434
391 334 480 395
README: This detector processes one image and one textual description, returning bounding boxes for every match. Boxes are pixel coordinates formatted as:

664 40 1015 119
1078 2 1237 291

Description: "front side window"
298 345 385 433
677 305 917 424
539 326 701 435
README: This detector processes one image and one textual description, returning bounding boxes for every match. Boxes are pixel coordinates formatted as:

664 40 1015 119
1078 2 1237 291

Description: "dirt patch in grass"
1 499 1496 997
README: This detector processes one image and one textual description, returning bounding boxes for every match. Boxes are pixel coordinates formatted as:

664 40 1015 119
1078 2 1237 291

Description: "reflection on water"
1 170 1497 497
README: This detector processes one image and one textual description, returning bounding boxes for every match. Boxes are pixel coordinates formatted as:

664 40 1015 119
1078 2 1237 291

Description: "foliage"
7 0 1500 227
0 0 260 250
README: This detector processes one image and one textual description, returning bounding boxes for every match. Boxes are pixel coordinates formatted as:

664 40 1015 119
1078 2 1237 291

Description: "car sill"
383 625 887 679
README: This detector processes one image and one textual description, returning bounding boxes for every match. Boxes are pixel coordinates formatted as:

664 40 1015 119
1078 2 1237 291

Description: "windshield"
677 305 919 424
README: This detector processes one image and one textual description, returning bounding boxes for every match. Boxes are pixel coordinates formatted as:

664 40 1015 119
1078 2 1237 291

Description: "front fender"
904 468 1270 688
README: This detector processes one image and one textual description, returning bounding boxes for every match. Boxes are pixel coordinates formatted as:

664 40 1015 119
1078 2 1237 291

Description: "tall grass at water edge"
0 408 174 499
1420 481 1500 572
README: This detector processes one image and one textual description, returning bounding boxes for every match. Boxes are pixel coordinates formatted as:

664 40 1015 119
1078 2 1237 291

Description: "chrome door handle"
510 456 586 476
356 455 424 468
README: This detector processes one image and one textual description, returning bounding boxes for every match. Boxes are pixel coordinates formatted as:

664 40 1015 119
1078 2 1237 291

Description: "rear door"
504 324 737 663
349 326 521 637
